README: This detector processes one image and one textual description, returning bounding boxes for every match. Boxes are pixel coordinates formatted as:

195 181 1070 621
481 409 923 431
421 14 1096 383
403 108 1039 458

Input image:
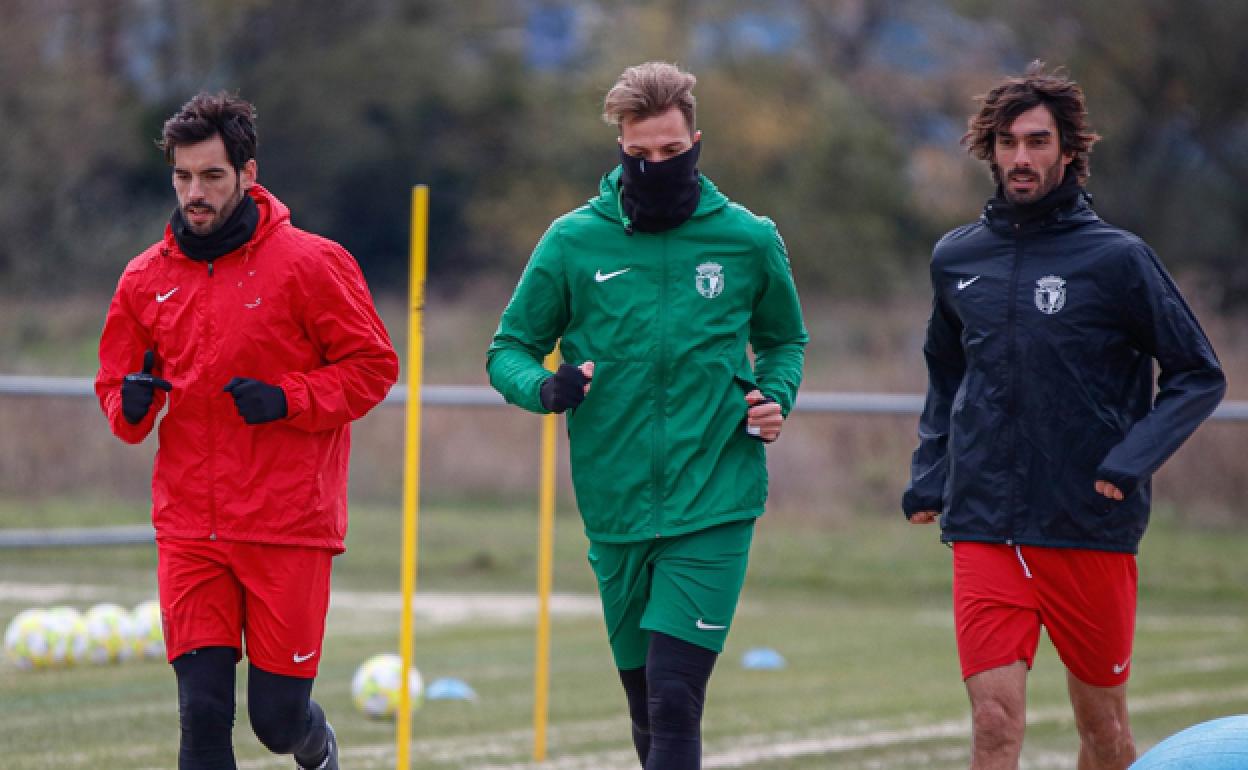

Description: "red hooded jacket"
96 185 399 551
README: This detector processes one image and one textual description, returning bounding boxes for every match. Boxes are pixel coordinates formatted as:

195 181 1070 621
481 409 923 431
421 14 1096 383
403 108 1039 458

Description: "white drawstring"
1015 545 1033 579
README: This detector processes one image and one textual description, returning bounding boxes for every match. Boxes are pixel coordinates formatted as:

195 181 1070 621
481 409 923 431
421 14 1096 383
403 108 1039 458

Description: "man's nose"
1010 145 1032 168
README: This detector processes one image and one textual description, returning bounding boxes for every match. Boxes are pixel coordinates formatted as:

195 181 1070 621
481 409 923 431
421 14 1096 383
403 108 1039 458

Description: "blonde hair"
602 61 697 134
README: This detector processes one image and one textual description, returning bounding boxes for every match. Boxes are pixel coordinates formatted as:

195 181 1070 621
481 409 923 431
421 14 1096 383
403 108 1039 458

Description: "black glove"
743 394 778 442
121 350 173 424
223 377 287 424
540 363 589 413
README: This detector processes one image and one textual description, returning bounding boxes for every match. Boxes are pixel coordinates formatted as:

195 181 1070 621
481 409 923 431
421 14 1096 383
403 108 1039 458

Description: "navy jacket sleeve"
902 266 966 518
1095 245 1226 495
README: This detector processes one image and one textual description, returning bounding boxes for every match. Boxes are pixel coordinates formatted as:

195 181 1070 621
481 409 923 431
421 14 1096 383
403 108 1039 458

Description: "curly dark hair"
158 91 257 170
962 61 1100 184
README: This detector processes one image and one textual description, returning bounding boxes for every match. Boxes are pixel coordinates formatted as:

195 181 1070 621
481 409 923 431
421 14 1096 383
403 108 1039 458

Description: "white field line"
329 590 601 627
23 677 1248 769
0 582 602 627
466 683 1248 770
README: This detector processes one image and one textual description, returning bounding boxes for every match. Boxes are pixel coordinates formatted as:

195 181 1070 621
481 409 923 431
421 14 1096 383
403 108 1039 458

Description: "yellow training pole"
533 350 560 760
397 184 428 770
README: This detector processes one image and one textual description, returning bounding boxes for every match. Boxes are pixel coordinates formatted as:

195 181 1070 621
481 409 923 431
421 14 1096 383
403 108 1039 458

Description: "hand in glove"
223 377 287 425
539 361 595 413
122 350 173 424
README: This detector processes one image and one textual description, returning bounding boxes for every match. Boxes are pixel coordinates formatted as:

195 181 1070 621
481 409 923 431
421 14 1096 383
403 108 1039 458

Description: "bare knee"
971 696 1025 755
1077 710 1134 764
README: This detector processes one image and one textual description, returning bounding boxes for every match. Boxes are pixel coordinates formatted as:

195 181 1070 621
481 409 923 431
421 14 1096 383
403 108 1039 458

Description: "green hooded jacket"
488 168 808 543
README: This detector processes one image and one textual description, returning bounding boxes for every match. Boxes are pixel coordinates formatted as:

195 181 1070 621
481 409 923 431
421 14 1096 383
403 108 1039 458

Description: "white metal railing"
4 374 1246 418
1 374 1243 549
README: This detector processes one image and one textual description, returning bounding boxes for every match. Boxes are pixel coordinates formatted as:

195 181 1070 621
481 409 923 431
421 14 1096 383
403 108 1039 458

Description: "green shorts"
587 518 756 670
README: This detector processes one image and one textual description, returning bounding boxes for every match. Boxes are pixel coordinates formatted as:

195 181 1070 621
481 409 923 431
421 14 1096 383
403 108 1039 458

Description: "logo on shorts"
1034 275 1066 315
293 650 317 664
695 618 726 631
1112 658 1130 675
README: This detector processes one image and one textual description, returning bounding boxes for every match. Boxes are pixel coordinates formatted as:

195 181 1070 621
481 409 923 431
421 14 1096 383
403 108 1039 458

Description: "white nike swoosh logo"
595 268 631 283
156 288 179 302
1112 660 1129 675
695 619 727 631
957 276 980 291
293 651 316 663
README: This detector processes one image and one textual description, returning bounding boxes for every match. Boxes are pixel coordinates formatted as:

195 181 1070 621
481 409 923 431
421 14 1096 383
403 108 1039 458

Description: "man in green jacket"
488 61 807 768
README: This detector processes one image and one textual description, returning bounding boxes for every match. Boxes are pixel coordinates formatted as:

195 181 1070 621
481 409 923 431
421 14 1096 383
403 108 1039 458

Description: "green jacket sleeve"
486 223 569 414
749 223 808 416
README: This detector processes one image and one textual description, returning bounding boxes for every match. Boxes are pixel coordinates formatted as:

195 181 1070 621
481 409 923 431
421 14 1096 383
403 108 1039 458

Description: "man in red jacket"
96 92 399 770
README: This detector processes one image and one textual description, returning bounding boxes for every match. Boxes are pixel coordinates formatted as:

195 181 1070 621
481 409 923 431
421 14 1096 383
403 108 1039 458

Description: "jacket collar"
589 166 729 231
162 184 290 258
982 172 1098 234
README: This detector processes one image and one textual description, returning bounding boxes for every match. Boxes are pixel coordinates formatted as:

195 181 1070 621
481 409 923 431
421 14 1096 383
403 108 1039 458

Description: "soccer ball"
351 653 423 719
45 606 88 667
84 603 135 664
130 600 165 660
4 609 53 670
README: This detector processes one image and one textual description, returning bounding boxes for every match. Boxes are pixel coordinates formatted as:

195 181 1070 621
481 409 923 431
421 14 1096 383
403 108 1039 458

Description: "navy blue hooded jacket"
902 191 1225 553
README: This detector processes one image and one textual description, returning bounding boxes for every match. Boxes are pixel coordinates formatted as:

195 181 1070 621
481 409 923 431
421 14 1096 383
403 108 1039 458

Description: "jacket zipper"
206 258 218 541
1005 225 1023 545
652 233 668 537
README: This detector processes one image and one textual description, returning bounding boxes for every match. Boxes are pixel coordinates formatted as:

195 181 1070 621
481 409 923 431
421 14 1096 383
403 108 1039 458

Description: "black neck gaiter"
171 192 260 262
619 142 702 234
990 168 1083 228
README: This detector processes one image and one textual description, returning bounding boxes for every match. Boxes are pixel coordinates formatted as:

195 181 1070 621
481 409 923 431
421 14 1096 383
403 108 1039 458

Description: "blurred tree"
0 2 159 295
0 0 1241 306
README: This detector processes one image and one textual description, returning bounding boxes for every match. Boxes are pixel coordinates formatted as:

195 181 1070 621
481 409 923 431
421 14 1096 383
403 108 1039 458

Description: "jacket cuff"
278 375 309 420
901 488 942 519
1094 465 1141 499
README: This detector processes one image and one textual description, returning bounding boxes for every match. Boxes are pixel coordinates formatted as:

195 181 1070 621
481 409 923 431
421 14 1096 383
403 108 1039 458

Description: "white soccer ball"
45 606 88 667
84 603 135 664
351 653 423 719
4 609 53 670
130 600 165 660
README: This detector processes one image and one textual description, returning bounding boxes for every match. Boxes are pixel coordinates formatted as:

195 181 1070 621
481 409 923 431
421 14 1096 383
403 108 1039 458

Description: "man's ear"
240 158 258 191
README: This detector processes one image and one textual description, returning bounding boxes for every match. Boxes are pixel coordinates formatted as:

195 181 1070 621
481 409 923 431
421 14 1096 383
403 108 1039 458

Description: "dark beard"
1001 158 1066 204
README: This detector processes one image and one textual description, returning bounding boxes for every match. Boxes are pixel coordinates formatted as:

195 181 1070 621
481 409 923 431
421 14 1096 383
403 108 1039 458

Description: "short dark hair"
158 91 257 170
963 61 1100 183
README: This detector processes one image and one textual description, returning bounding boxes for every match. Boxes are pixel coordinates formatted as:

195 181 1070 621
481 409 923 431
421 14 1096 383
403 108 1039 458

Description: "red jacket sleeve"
96 269 166 444
278 244 399 433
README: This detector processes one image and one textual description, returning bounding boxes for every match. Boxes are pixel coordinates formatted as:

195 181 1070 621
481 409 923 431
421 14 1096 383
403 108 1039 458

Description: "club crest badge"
1034 275 1066 315
695 262 724 299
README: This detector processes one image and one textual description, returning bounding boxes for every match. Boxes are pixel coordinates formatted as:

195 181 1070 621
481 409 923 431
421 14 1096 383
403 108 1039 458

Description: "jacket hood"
589 166 729 228
162 184 290 253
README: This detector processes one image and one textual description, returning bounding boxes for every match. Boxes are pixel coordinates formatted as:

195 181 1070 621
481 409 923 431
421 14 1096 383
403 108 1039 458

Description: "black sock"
646 632 717 770
619 665 651 766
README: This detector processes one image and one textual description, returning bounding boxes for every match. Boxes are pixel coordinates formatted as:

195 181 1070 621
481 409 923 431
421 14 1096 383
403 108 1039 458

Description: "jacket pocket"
566 361 656 538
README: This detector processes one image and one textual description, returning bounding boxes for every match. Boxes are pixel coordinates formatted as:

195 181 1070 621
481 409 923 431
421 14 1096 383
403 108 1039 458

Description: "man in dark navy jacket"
903 62 1225 770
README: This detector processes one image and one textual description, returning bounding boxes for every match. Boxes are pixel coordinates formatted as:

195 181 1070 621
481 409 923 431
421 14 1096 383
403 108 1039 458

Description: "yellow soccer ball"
130 600 165 660
351 653 423 719
4 609 53 670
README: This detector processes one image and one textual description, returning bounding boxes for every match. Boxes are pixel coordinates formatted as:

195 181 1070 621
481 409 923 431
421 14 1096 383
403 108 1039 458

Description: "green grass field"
3 500 1248 769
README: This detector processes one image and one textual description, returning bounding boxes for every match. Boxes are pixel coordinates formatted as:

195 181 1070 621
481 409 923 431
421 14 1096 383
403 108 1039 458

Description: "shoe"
297 722 338 770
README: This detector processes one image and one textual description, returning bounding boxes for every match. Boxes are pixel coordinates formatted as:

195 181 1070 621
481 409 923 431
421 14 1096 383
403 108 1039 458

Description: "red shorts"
157 538 335 677
953 542 1137 687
